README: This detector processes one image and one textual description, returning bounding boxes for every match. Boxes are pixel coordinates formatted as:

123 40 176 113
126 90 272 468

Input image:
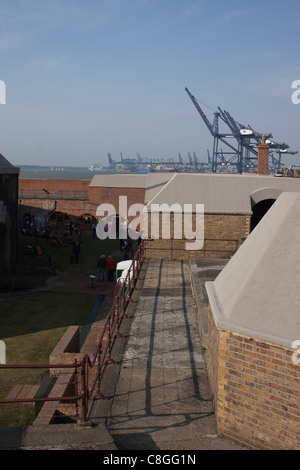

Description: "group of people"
96 254 116 282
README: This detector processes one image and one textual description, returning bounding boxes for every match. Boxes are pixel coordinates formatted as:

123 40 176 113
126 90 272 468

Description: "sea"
18 166 132 180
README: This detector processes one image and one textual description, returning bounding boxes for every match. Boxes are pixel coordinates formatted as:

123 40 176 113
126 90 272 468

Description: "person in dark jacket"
72 241 81 264
96 254 106 282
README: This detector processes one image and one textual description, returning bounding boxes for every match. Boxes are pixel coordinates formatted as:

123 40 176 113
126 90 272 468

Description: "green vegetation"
20 233 122 273
0 291 97 427
0 234 122 427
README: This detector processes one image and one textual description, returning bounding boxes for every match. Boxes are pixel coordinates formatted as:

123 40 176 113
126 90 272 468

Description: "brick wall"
19 178 93 218
88 186 146 211
207 306 300 450
144 213 251 259
19 178 90 194
257 142 269 175
19 179 146 222
20 198 94 218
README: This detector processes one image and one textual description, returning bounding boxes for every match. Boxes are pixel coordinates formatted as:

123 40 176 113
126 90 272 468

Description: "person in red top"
106 256 115 282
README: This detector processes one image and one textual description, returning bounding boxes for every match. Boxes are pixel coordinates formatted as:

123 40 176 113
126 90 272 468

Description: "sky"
0 0 300 168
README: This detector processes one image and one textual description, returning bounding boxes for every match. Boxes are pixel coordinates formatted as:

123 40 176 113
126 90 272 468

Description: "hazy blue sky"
1 0 300 168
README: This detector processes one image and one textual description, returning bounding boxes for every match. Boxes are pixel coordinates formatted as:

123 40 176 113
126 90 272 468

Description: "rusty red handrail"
0 358 89 421
87 241 145 401
0 240 146 424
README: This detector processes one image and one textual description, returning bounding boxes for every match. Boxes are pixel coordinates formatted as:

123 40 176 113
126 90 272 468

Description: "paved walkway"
88 258 245 450
0 257 246 450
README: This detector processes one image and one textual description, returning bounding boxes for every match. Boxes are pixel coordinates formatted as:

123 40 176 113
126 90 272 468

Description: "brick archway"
250 198 276 232
250 187 282 232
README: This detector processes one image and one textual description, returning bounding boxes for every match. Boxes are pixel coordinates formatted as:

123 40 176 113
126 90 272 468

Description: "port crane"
185 87 297 173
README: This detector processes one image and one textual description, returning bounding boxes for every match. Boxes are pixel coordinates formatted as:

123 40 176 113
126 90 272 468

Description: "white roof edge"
205 281 293 349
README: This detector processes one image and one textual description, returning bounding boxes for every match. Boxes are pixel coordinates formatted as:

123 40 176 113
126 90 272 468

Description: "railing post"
74 357 79 417
80 357 87 423
92 344 108 400
104 315 116 365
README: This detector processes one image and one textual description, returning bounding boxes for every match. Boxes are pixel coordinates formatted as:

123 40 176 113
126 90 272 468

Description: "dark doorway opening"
250 199 275 232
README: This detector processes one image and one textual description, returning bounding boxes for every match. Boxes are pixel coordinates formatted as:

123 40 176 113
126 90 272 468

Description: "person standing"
72 241 81 264
106 256 115 282
96 254 106 282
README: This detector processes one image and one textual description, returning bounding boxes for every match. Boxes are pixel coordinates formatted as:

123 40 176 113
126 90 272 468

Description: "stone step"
6 384 39 402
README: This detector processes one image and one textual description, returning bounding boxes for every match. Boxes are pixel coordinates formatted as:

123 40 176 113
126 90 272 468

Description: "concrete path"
0 257 246 450
90 258 244 450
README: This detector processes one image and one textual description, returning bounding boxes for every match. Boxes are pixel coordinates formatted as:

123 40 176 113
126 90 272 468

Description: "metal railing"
0 241 145 424
87 241 145 405
0 236 236 423
0 359 88 421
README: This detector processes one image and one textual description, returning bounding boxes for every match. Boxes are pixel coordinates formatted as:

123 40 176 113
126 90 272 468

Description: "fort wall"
144 213 250 259
207 306 300 450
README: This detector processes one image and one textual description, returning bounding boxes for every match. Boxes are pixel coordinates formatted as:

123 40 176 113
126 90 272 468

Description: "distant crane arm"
185 87 215 136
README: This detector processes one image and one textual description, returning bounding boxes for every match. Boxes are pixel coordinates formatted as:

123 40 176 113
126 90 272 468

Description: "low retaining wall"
34 326 84 425
207 306 300 450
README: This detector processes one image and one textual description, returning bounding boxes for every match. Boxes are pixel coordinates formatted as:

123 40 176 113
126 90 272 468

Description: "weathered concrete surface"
0 423 117 450
92 259 245 450
208 192 300 348
189 258 228 348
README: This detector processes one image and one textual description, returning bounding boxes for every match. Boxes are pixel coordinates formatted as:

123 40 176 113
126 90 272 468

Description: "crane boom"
185 87 215 136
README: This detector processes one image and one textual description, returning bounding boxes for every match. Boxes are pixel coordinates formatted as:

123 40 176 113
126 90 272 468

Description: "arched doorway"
250 188 283 232
250 198 276 232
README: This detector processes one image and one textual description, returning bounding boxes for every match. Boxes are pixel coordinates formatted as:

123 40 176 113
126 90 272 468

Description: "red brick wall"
88 186 146 211
20 198 93 218
19 178 92 218
207 306 300 449
19 178 90 193
19 179 146 220
257 144 269 175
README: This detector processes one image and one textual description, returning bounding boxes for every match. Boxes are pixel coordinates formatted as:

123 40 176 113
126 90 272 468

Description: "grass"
0 291 97 427
20 233 123 274
0 234 123 427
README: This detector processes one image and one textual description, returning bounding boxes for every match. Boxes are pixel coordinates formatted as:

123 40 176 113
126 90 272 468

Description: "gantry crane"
185 87 297 173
